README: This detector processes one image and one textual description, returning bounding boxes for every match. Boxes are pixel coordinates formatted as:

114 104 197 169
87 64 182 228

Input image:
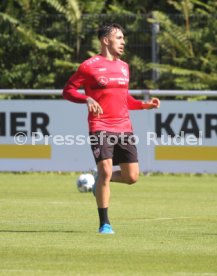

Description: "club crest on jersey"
97 76 109 87
121 66 128 77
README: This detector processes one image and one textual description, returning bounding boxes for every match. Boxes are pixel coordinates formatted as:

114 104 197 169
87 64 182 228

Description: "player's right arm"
86 97 103 117
62 64 103 116
62 64 89 103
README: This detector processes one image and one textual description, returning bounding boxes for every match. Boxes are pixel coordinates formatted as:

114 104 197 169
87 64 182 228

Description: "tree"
147 0 217 91
1 0 216 92
0 0 77 89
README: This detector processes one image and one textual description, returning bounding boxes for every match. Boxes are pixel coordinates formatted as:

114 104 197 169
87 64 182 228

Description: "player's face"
107 28 125 57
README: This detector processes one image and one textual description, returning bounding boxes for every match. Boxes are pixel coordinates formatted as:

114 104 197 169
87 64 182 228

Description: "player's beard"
116 48 124 58
109 46 124 58
118 46 124 56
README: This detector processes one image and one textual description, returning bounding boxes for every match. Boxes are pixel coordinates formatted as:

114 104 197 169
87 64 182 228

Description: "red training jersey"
63 55 143 132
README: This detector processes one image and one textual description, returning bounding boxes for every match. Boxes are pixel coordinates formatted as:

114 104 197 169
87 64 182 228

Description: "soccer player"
63 23 160 234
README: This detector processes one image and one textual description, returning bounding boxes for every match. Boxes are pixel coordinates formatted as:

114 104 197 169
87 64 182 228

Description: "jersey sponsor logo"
109 77 129 83
98 68 107 72
97 76 109 87
121 66 128 77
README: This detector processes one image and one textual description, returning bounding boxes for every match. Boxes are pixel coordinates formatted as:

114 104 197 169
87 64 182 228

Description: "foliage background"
0 0 216 91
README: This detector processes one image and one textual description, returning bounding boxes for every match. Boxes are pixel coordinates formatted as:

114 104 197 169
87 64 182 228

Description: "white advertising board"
0 100 216 173
139 101 217 174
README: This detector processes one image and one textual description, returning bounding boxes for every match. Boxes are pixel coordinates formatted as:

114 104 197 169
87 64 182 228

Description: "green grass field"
0 173 217 276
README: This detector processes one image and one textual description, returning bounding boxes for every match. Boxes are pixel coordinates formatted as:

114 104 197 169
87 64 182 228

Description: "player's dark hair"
97 23 125 39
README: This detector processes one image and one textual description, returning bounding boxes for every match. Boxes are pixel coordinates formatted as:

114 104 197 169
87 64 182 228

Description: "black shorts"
89 131 138 165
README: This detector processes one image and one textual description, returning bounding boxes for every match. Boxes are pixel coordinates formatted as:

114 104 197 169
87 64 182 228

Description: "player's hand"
86 97 103 117
142 98 160 110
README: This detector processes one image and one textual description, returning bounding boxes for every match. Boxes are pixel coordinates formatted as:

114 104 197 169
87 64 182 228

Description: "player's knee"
126 171 139 185
98 166 112 185
102 171 112 184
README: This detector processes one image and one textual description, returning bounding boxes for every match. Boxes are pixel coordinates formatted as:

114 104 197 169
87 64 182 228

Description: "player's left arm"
141 97 160 109
127 94 160 110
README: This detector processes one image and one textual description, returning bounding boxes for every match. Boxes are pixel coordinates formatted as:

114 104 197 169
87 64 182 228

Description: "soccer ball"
76 173 95 193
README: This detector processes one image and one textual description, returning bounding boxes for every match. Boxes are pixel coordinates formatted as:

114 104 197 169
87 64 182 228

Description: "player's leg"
96 158 112 208
89 131 115 233
111 162 139 184
96 158 114 233
111 132 139 184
